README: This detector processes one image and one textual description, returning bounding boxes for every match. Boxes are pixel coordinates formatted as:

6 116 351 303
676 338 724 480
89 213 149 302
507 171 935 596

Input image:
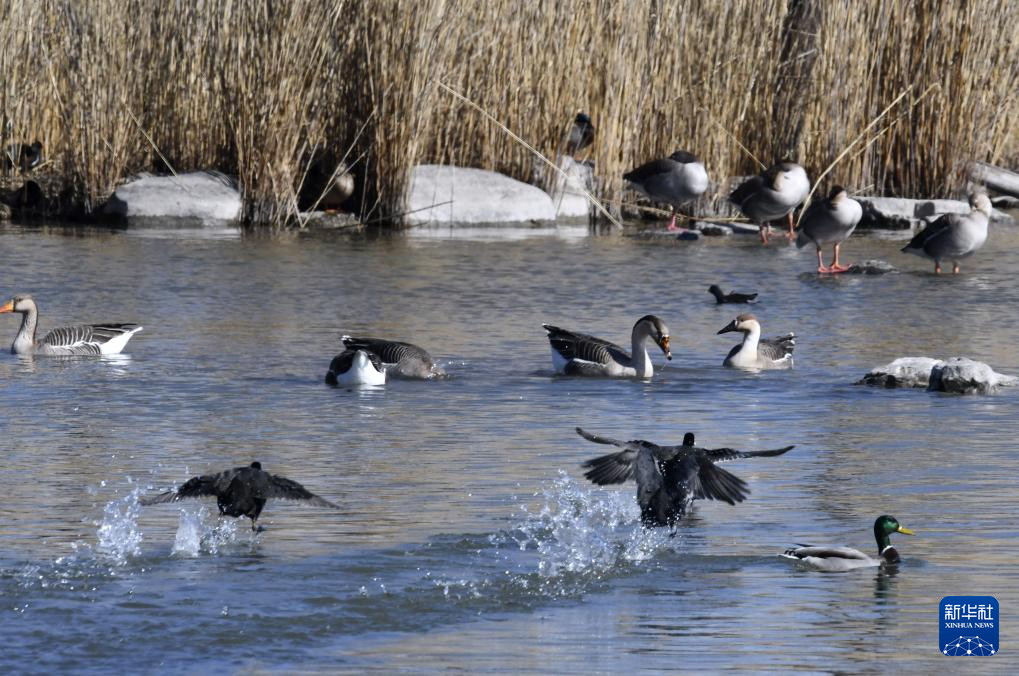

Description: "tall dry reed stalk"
1 0 1017 226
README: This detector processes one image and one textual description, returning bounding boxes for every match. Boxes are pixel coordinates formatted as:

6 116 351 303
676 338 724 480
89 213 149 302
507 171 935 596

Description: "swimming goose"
730 162 810 243
796 185 862 273
708 284 757 304
624 151 709 231
324 349 386 386
543 315 672 378
0 295 142 356
781 515 916 572
141 461 341 531
717 314 794 369
340 335 444 379
565 112 595 157
901 192 991 273
577 427 794 527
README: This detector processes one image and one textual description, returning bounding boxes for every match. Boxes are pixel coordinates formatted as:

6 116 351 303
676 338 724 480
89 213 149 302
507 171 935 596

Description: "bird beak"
896 526 916 536
0 300 13 313
659 335 672 360
717 320 737 335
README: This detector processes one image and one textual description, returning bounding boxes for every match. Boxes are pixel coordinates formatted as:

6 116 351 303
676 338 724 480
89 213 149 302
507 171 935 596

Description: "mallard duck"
324 349 386 386
781 515 916 572
0 295 142 356
543 315 672 378
730 162 810 243
577 427 793 527
565 112 595 157
708 284 757 304
901 192 991 274
796 185 862 273
340 335 444 379
624 151 709 231
141 462 341 531
717 314 794 369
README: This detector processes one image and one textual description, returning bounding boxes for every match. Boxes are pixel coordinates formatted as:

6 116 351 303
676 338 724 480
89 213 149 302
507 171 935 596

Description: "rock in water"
858 357 945 388
929 357 1019 394
405 165 556 226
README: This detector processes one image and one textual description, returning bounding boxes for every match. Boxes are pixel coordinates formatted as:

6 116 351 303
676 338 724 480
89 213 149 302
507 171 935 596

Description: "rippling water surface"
2 222 1018 672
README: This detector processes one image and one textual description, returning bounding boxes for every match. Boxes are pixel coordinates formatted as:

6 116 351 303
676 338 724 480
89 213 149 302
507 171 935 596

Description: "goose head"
668 150 700 165
766 162 808 194
717 313 760 335
969 192 992 217
827 185 849 204
0 295 37 314
634 314 672 360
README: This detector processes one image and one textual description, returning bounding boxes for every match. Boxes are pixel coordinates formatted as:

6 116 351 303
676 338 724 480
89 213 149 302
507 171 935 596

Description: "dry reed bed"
1 0 1017 226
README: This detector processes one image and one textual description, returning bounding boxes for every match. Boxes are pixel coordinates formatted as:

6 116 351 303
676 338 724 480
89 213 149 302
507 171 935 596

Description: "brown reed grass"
1 0 1017 226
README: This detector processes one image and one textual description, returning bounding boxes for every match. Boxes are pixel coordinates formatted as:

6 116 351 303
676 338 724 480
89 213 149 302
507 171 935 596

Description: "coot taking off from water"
565 112 595 157
780 515 916 572
623 151 709 231
577 428 794 528
544 315 672 378
901 192 991 274
795 185 862 273
141 462 341 531
718 314 794 369
729 161 809 244
325 348 387 386
0 295 142 356
708 285 758 304
339 335 444 379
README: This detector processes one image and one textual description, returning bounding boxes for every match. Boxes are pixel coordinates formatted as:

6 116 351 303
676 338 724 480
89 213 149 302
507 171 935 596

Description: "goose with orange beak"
1 295 142 356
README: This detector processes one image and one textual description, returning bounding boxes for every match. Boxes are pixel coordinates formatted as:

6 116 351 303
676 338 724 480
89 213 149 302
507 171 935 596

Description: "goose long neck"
742 322 761 354
13 305 37 353
631 323 652 378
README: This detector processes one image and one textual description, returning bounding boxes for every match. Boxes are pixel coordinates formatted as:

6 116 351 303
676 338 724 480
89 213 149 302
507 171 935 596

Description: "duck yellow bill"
897 525 916 535
0 300 13 313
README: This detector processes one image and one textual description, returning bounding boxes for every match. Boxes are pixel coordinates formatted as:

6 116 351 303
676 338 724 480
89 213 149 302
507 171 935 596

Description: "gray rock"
929 357 1018 394
0 202 11 221
844 259 897 275
692 221 733 237
104 171 241 225
628 228 701 241
548 157 594 220
405 165 555 226
859 357 944 388
857 195 1013 230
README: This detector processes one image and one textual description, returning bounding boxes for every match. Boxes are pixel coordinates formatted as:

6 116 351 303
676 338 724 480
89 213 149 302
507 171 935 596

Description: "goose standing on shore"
543 315 672 378
624 151 709 231
796 185 862 273
0 295 142 355
339 335 444 379
781 515 916 572
717 314 794 369
901 192 991 273
140 461 342 532
577 427 794 527
730 162 810 243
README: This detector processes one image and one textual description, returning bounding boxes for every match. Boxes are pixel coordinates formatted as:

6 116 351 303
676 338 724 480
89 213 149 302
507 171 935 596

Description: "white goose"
324 349 386 386
543 315 672 378
796 185 862 273
0 295 142 355
901 192 991 274
717 314 794 370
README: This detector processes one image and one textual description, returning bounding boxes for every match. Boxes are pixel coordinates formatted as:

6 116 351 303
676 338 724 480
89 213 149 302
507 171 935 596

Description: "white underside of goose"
336 351 387 386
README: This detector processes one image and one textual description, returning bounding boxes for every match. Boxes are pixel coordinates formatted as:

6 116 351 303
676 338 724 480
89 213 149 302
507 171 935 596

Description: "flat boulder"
548 157 594 220
104 171 241 225
929 357 1019 395
860 356 1017 393
405 165 555 226
857 195 1013 230
859 357 944 388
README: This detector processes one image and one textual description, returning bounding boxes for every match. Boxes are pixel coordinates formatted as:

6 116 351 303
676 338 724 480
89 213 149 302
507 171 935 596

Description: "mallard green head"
873 515 915 561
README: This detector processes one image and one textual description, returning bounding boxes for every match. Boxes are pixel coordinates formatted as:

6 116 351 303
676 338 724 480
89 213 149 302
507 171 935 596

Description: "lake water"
1 221 1017 673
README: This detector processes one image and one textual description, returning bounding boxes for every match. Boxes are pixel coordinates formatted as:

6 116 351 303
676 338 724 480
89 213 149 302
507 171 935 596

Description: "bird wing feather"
266 474 341 508
39 324 138 354
340 336 432 366
139 472 224 505
703 445 795 463
692 457 749 505
543 325 629 365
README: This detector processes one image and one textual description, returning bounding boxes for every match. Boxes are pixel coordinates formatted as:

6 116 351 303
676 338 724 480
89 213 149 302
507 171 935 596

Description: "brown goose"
730 162 810 243
0 295 142 356
140 462 341 531
339 335 444 379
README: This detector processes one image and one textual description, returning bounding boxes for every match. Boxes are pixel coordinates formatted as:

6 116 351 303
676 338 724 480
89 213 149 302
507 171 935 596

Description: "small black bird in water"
565 112 595 157
140 462 341 531
708 284 758 304
577 428 793 528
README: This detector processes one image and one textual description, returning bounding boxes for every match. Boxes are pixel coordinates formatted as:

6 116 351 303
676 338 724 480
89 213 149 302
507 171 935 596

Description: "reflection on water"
1 223 1018 671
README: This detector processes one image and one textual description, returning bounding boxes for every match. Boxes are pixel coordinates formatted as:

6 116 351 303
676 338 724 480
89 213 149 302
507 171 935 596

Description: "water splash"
171 504 240 557
94 489 144 563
